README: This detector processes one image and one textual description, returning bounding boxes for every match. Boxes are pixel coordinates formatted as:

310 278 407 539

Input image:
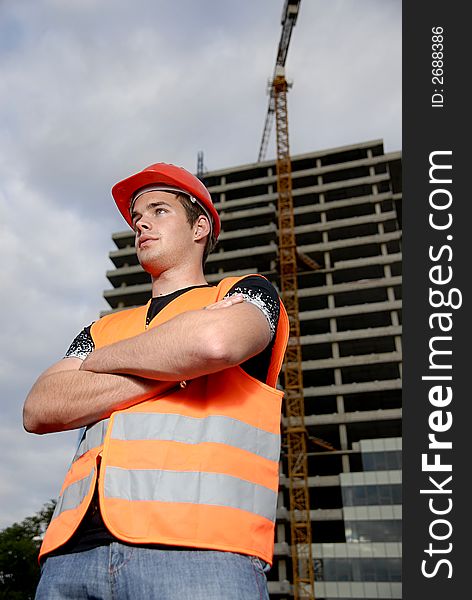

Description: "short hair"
177 193 217 264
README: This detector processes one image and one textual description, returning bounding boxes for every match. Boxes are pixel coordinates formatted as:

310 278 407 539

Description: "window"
362 450 402 471
345 520 402 543
316 558 402 582
341 484 402 506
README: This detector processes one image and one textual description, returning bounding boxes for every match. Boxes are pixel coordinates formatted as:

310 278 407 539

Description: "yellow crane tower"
257 1 332 598
274 69 315 600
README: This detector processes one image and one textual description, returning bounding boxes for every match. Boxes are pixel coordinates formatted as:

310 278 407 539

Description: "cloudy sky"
0 0 401 529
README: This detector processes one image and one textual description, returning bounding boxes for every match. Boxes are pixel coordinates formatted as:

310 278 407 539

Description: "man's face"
131 191 197 277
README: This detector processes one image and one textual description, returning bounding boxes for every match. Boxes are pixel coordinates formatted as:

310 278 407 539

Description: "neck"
150 264 208 297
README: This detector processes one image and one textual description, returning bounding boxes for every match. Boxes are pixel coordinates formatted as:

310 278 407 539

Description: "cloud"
0 176 109 363
0 424 77 527
0 175 108 530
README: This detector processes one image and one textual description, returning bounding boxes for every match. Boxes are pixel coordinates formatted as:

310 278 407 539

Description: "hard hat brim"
112 165 220 238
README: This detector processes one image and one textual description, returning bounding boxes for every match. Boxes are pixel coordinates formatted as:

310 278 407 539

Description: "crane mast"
259 1 316 598
274 67 315 600
258 0 300 163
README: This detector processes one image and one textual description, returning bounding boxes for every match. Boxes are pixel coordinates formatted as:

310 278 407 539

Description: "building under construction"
103 138 402 599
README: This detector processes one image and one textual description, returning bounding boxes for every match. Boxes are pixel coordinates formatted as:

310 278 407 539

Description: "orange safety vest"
39 275 289 565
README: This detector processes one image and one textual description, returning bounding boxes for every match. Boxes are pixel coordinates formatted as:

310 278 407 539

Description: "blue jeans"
35 543 270 599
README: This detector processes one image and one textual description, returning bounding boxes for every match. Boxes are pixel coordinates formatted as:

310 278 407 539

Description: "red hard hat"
112 162 221 238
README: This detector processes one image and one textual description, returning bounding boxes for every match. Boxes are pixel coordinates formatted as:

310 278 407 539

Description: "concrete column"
326 280 349 470
340 427 350 472
318 192 330 253
219 176 226 207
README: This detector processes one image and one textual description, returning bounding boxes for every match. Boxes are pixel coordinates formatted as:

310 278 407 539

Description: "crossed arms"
23 296 271 434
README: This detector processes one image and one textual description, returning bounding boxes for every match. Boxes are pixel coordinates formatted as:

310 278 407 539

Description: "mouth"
138 236 158 249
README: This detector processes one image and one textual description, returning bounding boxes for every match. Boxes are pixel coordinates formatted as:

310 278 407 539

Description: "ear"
194 215 211 242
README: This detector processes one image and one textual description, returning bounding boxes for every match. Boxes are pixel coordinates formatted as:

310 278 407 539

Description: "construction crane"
257 0 300 163
258 1 318 598
274 72 316 600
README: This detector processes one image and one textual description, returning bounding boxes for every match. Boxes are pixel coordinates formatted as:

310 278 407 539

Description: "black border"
403 2 469 597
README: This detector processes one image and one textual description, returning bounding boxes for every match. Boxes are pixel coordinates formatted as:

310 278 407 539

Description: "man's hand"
204 293 244 311
23 358 175 434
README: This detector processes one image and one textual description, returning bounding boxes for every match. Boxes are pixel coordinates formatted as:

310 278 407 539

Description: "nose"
134 216 151 234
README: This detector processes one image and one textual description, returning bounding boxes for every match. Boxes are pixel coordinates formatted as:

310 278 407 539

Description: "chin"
138 256 165 276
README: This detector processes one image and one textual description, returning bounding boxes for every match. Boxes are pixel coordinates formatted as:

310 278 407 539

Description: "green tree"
0 501 55 600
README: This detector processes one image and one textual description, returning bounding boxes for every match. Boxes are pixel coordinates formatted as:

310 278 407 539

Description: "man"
24 162 289 599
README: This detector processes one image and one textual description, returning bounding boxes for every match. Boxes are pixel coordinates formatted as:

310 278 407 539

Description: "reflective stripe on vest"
111 413 280 462
50 421 106 525
104 467 277 522
73 419 110 462
53 470 95 518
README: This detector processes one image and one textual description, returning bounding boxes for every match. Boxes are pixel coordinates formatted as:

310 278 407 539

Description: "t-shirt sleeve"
63 324 95 360
223 276 281 340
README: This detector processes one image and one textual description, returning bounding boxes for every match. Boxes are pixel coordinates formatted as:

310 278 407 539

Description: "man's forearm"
81 301 270 381
23 369 175 434
81 309 219 381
